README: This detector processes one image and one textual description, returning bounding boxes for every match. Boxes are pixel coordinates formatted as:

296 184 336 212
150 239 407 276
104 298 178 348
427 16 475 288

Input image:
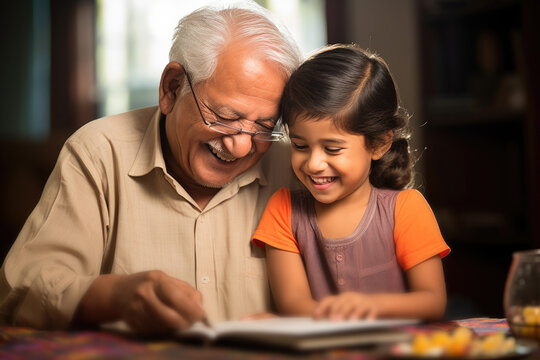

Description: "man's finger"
155 278 206 325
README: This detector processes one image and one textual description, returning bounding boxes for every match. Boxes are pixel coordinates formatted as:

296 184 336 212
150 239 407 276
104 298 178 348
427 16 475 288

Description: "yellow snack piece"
412 333 431 355
524 315 536 325
480 333 505 356
430 330 451 347
502 337 516 353
446 327 473 356
523 306 540 317
406 327 518 357
452 326 474 342
446 338 468 356
522 306 540 326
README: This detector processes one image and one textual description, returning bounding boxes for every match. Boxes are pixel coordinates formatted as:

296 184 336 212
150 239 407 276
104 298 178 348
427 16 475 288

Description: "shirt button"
338 278 346 286
201 276 210 284
336 254 344 262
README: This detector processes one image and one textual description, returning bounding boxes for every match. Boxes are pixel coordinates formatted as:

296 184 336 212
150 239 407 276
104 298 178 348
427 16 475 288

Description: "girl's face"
289 116 380 206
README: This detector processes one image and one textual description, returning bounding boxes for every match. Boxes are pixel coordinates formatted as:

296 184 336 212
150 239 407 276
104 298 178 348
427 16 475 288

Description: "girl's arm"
314 255 446 320
265 245 318 316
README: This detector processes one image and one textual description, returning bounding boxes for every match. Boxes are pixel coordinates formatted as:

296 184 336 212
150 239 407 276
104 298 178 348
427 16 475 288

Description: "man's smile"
207 142 237 162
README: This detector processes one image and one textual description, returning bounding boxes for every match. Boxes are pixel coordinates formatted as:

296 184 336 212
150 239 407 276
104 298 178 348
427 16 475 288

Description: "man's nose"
222 133 254 158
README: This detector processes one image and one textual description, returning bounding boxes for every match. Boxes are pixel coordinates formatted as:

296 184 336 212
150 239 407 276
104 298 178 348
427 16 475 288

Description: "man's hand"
118 271 206 333
76 271 206 334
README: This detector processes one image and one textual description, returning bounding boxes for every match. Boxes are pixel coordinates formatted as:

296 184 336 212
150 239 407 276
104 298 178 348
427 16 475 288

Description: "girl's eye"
325 147 342 153
292 142 307 150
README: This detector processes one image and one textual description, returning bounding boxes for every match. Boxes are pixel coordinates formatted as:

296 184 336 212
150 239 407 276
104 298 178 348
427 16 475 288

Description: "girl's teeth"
311 176 335 184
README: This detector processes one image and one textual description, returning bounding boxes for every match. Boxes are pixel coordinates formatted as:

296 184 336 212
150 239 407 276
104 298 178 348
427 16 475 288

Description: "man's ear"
372 130 394 160
159 62 185 115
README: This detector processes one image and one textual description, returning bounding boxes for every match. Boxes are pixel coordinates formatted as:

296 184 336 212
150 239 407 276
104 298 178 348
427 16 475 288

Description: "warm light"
96 0 326 117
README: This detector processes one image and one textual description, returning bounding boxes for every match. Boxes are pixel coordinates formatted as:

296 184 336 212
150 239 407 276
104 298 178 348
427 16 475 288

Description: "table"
0 318 537 359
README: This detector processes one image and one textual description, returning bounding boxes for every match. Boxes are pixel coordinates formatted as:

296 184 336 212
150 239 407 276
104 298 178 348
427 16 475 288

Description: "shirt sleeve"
394 189 450 271
252 187 300 253
0 137 106 329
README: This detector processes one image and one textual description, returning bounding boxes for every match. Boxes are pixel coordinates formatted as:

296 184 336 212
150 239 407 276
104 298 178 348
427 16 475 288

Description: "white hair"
169 0 302 93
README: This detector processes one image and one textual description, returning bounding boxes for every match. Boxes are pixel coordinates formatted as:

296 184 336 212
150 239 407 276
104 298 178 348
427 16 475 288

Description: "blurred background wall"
1 0 539 319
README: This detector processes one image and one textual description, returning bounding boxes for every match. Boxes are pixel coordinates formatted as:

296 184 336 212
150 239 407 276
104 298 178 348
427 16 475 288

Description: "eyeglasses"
184 70 284 142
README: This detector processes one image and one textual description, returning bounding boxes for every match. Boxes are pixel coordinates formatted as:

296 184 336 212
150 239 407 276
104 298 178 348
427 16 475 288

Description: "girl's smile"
309 176 337 190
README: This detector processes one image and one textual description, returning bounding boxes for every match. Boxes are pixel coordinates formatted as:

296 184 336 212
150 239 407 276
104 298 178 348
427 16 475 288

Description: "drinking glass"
504 249 540 340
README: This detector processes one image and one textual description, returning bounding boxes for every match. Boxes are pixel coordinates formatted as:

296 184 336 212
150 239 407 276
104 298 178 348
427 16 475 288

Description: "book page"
179 317 418 338
213 317 418 336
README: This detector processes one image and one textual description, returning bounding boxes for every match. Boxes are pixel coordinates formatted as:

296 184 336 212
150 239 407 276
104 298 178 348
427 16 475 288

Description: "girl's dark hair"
280 44 413 190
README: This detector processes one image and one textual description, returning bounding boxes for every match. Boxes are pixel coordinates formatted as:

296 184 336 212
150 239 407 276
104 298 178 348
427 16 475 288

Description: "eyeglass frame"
183 69 285 142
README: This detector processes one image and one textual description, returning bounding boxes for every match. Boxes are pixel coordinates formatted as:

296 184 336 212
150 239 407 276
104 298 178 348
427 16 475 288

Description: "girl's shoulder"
371 187 430 215
267 187 314 216
271 186 291 198
373 187 420 199
395 188 428 208
394 188 436 222
267 187 292 209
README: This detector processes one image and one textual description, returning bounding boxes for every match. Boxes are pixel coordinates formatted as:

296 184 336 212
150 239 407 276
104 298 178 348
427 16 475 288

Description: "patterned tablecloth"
0 318 529 360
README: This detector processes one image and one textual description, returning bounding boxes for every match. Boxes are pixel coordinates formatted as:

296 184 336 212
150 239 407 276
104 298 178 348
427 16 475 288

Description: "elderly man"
0 2 301 333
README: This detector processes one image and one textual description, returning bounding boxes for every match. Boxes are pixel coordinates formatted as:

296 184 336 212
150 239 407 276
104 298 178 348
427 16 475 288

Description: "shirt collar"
128 107 167 177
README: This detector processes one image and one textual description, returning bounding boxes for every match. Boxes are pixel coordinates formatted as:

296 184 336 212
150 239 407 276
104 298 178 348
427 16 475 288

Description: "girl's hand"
313 292 378 321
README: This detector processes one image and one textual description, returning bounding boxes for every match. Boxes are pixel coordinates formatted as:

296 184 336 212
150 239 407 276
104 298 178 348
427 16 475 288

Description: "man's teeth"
210 146 236 162
310 176 335 184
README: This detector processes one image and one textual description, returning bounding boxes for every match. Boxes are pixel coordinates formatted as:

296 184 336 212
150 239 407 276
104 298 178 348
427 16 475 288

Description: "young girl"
252 44 450 321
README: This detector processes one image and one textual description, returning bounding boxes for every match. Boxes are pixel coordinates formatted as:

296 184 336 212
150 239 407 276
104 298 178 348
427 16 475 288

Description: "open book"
176 317 419 351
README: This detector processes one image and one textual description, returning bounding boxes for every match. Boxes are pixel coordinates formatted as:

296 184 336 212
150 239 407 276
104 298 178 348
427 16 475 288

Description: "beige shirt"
0 106 296 329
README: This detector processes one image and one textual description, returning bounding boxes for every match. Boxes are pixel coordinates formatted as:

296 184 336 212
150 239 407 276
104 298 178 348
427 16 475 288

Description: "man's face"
163 44 286 190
